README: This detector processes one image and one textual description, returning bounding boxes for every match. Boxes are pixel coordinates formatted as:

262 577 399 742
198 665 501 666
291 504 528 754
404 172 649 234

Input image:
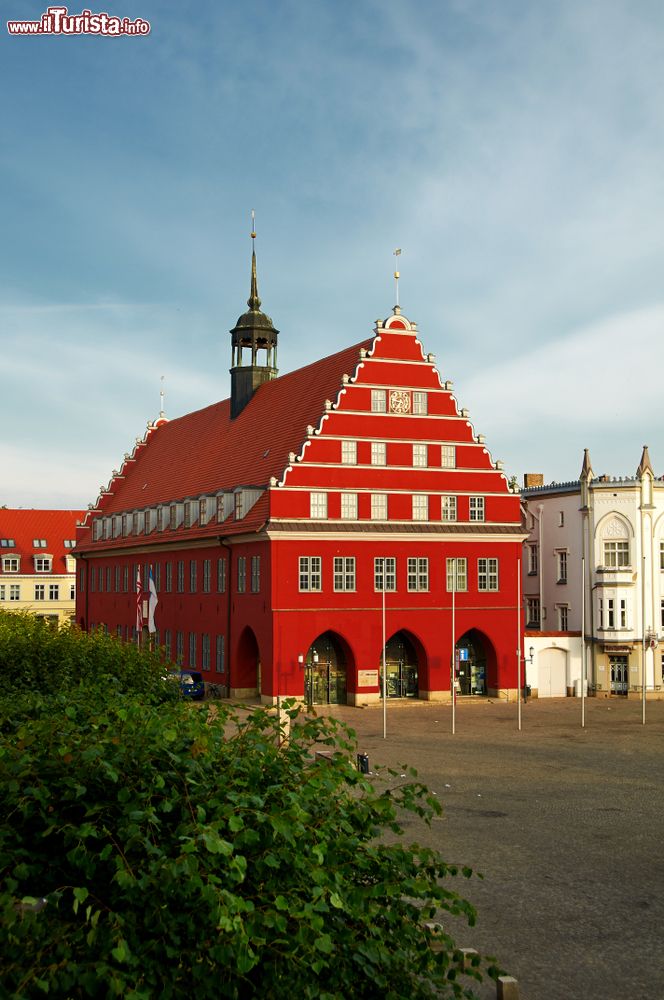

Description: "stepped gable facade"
75 249 525 705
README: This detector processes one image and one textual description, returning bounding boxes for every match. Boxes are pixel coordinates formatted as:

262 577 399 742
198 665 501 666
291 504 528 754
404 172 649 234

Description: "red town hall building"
75 247 525 705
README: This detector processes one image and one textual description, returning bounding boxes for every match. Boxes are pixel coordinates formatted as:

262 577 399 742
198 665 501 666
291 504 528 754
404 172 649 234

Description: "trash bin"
357 753 370 774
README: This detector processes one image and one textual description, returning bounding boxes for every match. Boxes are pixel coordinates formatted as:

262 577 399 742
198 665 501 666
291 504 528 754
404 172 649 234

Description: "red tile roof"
0 509 84 575
99 339 372 515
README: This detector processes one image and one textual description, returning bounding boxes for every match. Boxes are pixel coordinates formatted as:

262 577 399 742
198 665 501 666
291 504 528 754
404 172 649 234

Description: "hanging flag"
148 565 158 634
136 565 143 635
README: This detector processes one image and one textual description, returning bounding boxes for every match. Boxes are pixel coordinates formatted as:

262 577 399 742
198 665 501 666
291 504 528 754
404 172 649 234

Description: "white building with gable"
521 447 664 699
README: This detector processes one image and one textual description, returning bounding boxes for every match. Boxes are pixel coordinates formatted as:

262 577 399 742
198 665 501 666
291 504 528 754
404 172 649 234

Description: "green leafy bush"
0 614 500 998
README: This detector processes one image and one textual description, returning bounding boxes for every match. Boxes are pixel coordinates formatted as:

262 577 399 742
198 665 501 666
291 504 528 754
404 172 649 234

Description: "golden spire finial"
248 209 261 311
393 248 402 309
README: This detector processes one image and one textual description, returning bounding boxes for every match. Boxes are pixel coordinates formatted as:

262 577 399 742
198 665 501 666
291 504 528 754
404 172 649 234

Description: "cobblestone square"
323 697 664 1000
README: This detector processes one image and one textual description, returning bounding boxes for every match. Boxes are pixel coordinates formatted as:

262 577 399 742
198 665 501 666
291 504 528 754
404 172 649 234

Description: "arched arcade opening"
304 631 353 705
455 629 497 696
379 630 424 698
235 626 261 696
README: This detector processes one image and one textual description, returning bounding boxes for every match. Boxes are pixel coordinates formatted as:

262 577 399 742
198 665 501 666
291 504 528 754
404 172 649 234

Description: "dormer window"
132 511 140 534
34 556 52 573
170 504 177 530
0 539 16 548
235 492 244 520
216 495 225 523
157 506 164 531
199 498 208 525
33 539 48 548
144 509 153 534
2 556 20 573
184 501 193 528
93 520 102 541
122 514 128 537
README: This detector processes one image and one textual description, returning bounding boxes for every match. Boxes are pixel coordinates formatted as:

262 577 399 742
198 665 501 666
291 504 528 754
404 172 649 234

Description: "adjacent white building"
521 447 664 699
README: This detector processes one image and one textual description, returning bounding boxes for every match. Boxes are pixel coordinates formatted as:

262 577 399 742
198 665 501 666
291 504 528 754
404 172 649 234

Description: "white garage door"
538 648 567 697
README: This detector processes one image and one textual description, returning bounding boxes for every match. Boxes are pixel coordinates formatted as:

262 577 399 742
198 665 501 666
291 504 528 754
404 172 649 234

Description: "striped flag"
136 565 143 635
148 565 158 634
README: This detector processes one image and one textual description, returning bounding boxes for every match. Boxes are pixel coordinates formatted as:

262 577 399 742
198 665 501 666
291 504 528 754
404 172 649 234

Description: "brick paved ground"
318 697 664 1000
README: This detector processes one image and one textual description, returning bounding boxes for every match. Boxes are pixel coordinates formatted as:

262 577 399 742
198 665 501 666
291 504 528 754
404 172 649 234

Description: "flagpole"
382 558 387 740
451 559 456 736
581 555 586 729
517 558 522 732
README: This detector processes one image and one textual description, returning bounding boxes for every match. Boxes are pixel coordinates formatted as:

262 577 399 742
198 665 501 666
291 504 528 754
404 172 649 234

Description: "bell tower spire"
230 213 279 419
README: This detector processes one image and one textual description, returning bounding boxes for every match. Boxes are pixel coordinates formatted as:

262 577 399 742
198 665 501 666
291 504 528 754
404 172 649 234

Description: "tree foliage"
0 613 500 998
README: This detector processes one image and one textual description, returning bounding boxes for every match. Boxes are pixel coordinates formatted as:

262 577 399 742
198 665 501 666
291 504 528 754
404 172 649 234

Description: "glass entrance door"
305 633 347 705
610 655 628 695
381 634 419 699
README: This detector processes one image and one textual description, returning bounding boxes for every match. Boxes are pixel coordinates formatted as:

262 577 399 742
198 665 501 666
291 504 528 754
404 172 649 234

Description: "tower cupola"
230 219 279 418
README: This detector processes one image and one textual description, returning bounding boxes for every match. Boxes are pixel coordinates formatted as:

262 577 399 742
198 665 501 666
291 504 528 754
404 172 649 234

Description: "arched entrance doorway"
380 631 419 698
305 632 348 705
455 629 495 696
236 626 261 696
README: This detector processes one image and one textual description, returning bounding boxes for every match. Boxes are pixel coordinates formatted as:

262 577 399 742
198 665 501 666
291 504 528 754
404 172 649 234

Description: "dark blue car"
164 669 205 700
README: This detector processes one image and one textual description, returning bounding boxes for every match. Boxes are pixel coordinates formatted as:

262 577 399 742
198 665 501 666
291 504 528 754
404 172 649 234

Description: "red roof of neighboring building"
98 338 372 515
0 509 84 575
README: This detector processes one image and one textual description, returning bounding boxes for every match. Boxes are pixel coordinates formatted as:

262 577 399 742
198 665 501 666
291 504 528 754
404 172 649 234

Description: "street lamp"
523 646 534 703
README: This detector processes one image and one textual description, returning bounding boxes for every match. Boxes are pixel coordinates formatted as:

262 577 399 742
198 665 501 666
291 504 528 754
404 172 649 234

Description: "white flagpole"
581 555 586 728
451 559 456 736
382 558 387 740
517 558 522 732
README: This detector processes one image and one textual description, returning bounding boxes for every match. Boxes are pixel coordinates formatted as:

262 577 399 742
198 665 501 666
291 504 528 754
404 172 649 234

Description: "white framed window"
34 584 45 600
156 507 164 532
660 541 664 571
607 598 615 628
412 391 428 415
556 550 568 584
2 557 19 573
299 556 322 592
407 557 429 592
334 557 356 592
33 538 47 548
446 558 467 592
34 557 52 573
0 584 4 600
620 598 627 628
310 492 328 519
251 555 260 593
341 492 358 520
371 388 387 412
10 584 20 601
371 493 388 520
169 505 178 530
412 494 428 521
603 540 629 568
0 539 16 547
478 558 498 591
526 597 540 628
217 557 226 593
64 539 76 548
558 511 565 527
469 497 485 522
216 635 226 674
341 440 357 465
412 444 427 467
184 501 193 528
528 544 538 574
237 556 246 593
557 605 569 631
199 498 208 526
374 557 396 592
48 584 60 600
441 445 456 468
371 441 386 465
441 496 457 522
70 583 75 600
234 493 245 520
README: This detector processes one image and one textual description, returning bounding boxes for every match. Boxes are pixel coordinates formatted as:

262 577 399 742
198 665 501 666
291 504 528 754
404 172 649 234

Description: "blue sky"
2 0 664 508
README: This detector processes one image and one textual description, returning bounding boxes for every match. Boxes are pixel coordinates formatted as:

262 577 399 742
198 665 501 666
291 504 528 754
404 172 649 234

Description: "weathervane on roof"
159 375 165 419
393 248 402 310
